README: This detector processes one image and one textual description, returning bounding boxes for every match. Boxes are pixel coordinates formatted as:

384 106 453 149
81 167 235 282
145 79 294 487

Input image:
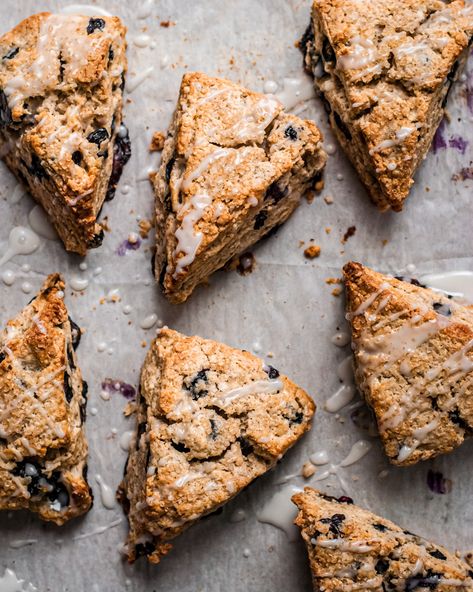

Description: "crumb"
298 240 305 248
324 195 334 204
160 20 176 27
138 218 153 239
306 190 316 204
332 287 342 297
382 239 388 246
314 179 324 193
325 227 331 234
267 351 274 358
100 217 111 232
230 252 256 275
141 340 147 348
342 226 356 243
302 462 316 479
150 131 165 152
99 297 106 305
444 109 452 123
464 552 473 568
304 245 321 259
294 39 301 49
123 401 136 417
351 475 359 481
425 186 430 192
325 277 342 285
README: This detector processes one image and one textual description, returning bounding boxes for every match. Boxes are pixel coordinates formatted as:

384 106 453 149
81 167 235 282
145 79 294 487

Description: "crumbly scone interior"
0 13 129 253
293 488 473 592
0 274 91 524
343 261 473 466
304 0 473 210
153 72 326 303
119 328 315 563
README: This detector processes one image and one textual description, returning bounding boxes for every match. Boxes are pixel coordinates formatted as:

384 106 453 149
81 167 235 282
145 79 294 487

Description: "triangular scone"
293 488 473 592
302 1 473 211
118 328 315 563
153 72 327 303
343 261 473 466
0 274 91 523
0 13 130 254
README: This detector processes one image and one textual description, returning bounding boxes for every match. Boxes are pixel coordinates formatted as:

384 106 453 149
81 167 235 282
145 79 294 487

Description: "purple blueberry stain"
432 119 447 153
101 378 136 400
448 135 468 154
427 469 452 495
116 237 142 256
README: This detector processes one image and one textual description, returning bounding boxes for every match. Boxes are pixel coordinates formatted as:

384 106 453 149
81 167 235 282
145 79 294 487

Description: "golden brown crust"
343 262 473 466
119 328 315 562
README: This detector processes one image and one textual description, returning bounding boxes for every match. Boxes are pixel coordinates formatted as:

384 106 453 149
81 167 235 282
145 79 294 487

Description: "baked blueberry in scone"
343 261 473 466
152 72 327 303
302 0 473 211
117 327 315 563
0 274 92 524
293 488 473 592
0 13 130 255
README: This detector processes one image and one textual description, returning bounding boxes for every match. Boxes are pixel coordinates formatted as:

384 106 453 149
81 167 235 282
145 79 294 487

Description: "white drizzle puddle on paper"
140 314 158 329
127 67 154 93
229 508 247 523
0 569 37 592
256 484 302 541
119 430 134 451
0 227 40 267
73 518 122 541
9 539 37 549
70 276 89 292
331 331 351 347
1 270 16 286
273 77 315 111
311 440 372 491
310 450 329 465
28 205 58 240
95 475 116 509
325 355 356 412
421 271 473 304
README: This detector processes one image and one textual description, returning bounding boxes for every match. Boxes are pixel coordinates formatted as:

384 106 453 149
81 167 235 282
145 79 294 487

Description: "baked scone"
0 274 92 524
0 13 130 255
293 488 473 592
118 327 315 563
343 261 473 466
152 72 327 303
302 1 473 211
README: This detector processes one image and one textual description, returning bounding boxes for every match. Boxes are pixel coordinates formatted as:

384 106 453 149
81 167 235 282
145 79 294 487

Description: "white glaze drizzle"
0 569 37 592
218 379 283 404
95 474 116 509
256 484 302 541
0 227 40 267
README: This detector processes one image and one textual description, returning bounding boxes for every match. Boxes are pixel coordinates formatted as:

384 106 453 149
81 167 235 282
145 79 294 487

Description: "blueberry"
87 128 109 146
265 182 287 203
337 496 354 504
375 559 389 574
264 365 280 379
433 302 451 317
72 150 83 165
171 441 190 453
184 369 209 400
87 18 106 35
108 46 114 63
210 419 218 440
135 541 155 558
284 126 298 141
320 513 345 536
67 346 75 371
333 112 352 141
69 317 81 350
373 522 388 532
165 157 175 183
254 211 268 230
64 372 74 403
105 126 131 201
48 477 69 508
80 381 88 424
29 154 47 179
395 276 427 288
87 228 104 249
238 437 253 457
283 408 304 425
429 549 447 560
449 409 469 430
0 351 5 364
406 569 441 591
3 47 19 60
13 460 42 496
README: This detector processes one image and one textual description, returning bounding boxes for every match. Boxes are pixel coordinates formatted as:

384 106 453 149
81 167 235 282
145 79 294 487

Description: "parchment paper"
0 1 472 590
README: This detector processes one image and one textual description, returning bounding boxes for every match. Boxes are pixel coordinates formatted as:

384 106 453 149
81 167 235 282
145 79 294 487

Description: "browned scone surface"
343 261 473 466
293 488 473 592
153 71 327 303
0 12 130 254
118 327 315 563
303 0 473 211
0 274 91 524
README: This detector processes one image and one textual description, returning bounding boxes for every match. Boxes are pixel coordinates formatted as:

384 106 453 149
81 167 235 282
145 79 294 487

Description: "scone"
0 274 91 524
152 72 327 303
343 261 473 466
302 0 473 211
293 488 473 592
0 13 130 255
118 327 315 563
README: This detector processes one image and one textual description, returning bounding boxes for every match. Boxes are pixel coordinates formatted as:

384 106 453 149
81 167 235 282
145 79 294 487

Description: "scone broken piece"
303 0 473 211
118 327 315 563
0 13 130 254
153 72 327 303
293 488 473 592
343 261 473 466
0 274 92 524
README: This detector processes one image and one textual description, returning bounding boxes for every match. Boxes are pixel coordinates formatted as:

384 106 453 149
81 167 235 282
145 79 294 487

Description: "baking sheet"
0 1 472 590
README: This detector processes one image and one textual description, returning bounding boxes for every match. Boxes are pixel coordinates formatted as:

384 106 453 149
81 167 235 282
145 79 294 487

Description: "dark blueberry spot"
171 441 190 453
87 128 109 146
101 379 136 400
429 549 447 561
254 210 268 230
433 302 451 317
265 181 287 203
136 422 147 450
72 150 83 165
375 559 390 574
3 47 19 60
322 38 336 65
427 469 451 495
13 460 43 496
67 346 75 371
29 154 47 179
264 365 280 379
284 409 304 425
88 228 104 249
120 73 125 92
64 372 74 403
108 46 114 63
373 522 388 532
337 496 354 504
236 252 255 276
0 351 5 364
449 409 470 430
116 237 141 256
0 89 13 125
165 157 175 183
210 419 218 440
105 126 131 201
406 569 441 591
135 541 155 558
48 475 69 508
98 149 109 159
395 276 427 288
80 381 88 424
284 125 298 141
87 18 106 35
238 437 253 457
184 369 209 400
321 513 345 536
69 317 81 350
333 112 352 141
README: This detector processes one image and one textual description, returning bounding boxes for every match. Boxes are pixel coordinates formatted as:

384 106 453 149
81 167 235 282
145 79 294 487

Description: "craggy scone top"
310 0 473 209
121 328 315 562
344 262 473 466
293 488 473 592
0 13 127 246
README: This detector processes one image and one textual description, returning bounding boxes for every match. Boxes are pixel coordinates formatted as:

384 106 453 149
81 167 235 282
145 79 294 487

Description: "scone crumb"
324 195 334 204
123 401 136 417
141 340 147 348
304 245 321 259
150 132 165 152
342 226 356 243
325 227 331 234
230 252 256 276
314 179 324 193
302 462 316 478
160 20 176 27
332 287 342 297
138 219 153 239
325 277 342 285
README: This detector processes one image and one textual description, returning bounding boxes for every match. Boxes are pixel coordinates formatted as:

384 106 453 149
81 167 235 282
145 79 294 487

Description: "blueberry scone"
152 72 327 303
293 488 473 592
343 261 473 466
302 0 473 211
0 274 91 523
0 13 130 255
118 327 315 563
